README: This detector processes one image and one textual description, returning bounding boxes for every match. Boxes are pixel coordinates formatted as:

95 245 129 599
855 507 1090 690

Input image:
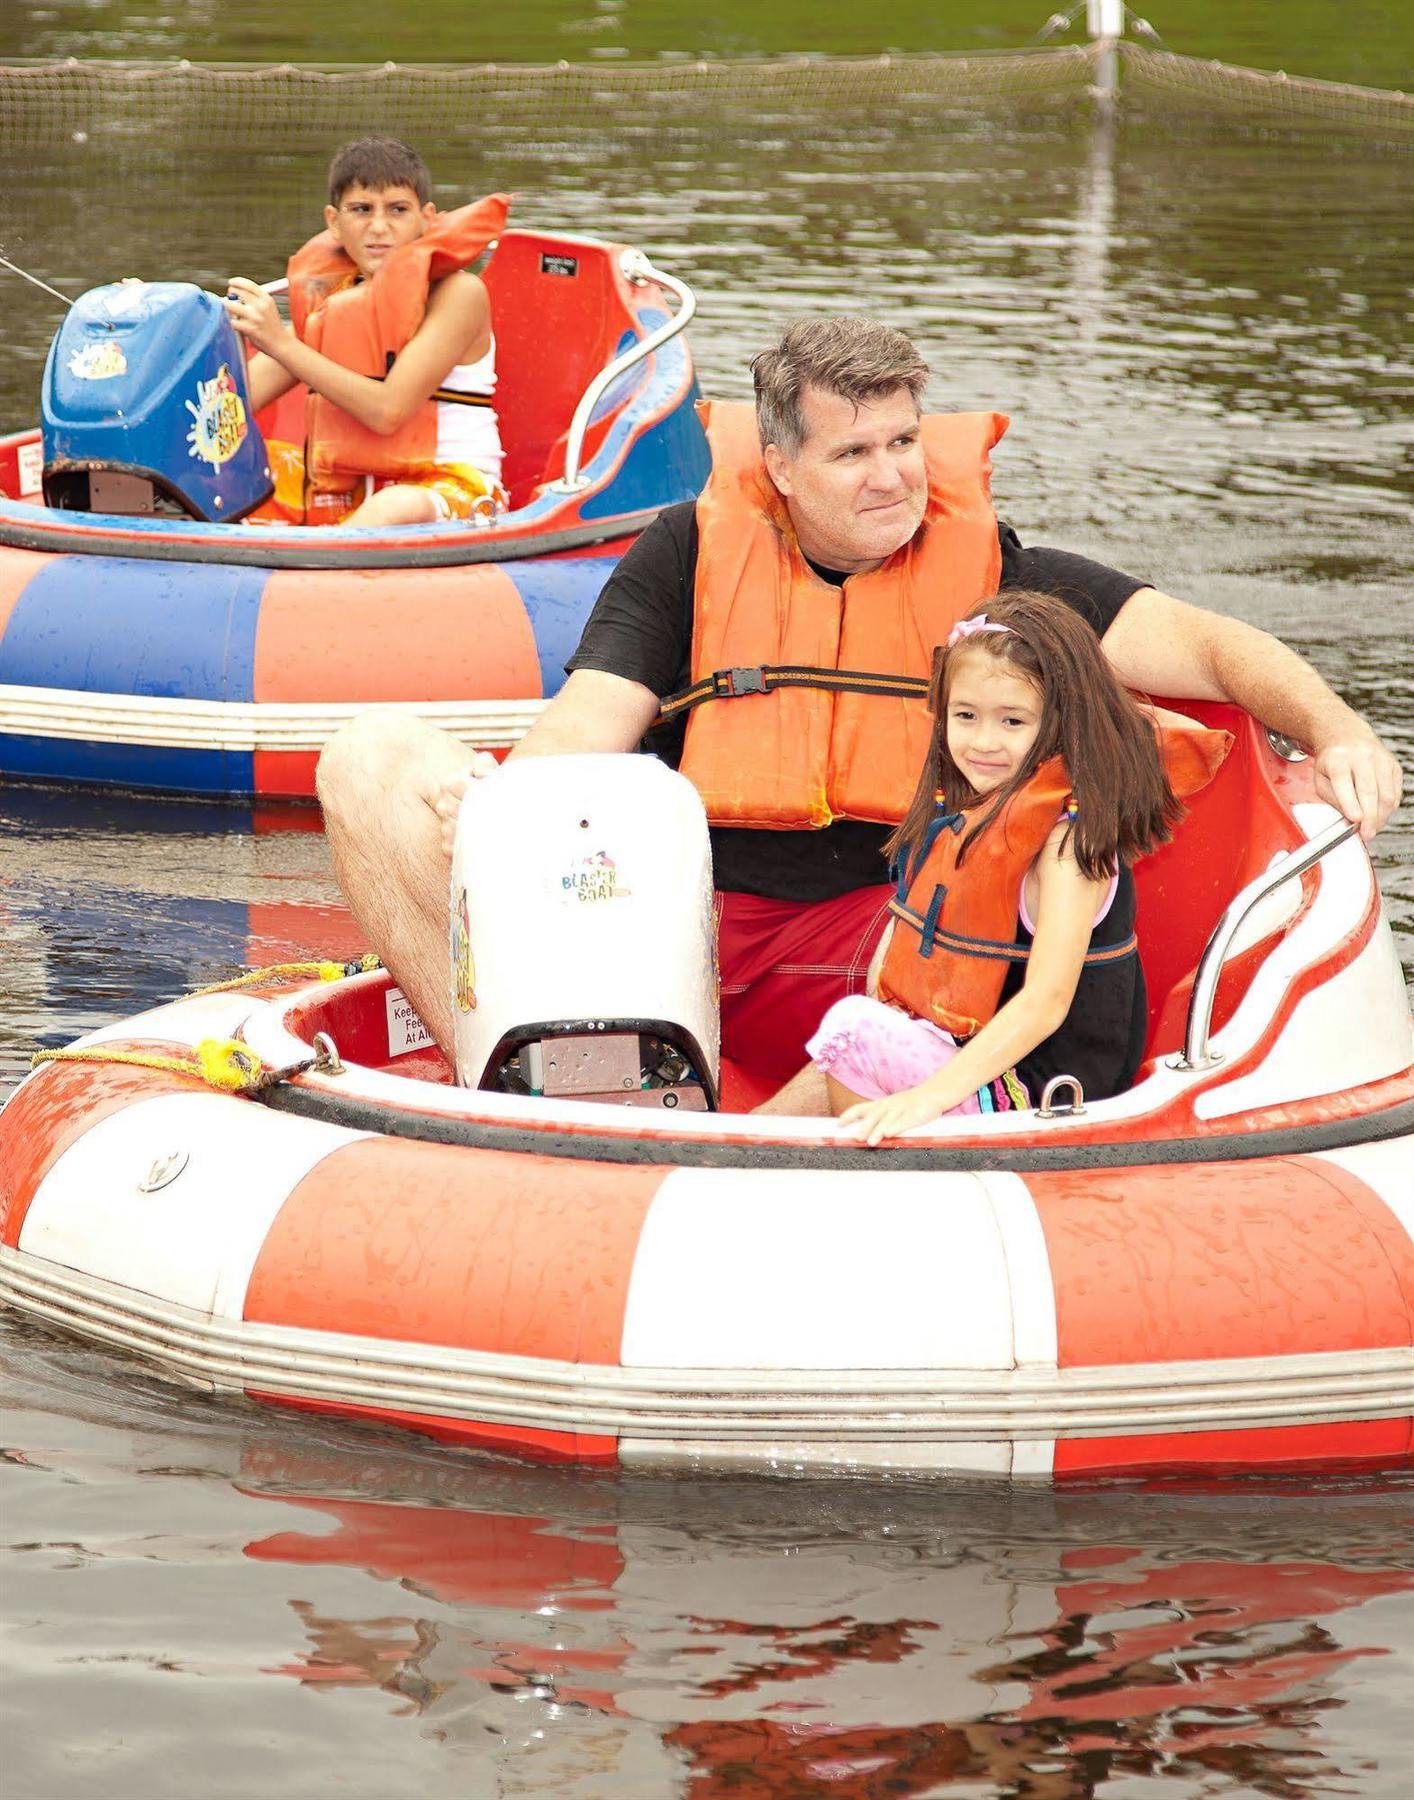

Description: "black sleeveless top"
998 863 1147 1103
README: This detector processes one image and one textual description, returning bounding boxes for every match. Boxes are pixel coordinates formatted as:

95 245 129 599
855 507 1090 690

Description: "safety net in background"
0 49 1096 148
0 44 1410 150
1118 43 1414 146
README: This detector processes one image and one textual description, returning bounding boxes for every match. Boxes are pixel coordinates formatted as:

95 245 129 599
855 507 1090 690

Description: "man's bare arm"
509 669 662 760
1101 587 1402 839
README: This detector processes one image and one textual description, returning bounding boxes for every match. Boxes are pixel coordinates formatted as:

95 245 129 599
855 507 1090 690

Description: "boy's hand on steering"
426 752 500 859
223 278 286 355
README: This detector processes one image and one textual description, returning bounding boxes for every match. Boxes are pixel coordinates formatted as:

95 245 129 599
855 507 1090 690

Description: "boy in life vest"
225 136 508 527
807 591 1230 1144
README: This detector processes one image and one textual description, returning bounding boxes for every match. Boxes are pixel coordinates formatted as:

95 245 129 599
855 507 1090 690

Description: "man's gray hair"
751 317 930 456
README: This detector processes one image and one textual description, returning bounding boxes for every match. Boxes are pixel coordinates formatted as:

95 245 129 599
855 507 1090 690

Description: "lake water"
2 6 1413 1796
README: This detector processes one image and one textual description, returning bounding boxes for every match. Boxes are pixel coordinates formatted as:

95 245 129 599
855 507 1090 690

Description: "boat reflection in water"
237 1433 1414 1796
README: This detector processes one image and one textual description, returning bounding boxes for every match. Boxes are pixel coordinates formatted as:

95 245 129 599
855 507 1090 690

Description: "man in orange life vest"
225 136 507 528
317 317 1402 1109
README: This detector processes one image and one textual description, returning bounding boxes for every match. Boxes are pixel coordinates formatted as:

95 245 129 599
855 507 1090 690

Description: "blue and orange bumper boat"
0 228 708 798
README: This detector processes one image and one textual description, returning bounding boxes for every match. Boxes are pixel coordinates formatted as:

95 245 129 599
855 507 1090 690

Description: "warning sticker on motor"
386 985 433 1056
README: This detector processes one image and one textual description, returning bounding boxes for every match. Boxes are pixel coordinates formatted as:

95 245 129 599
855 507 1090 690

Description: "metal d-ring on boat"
553 251 697 492
1037 1074 1087 1118
1175 815 1359 1073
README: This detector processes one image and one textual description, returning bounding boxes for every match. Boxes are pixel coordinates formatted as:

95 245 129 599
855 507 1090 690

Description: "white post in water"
1087 0 1124 101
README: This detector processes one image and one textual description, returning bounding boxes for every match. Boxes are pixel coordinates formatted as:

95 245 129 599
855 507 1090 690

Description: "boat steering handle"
553 252 698 493
1173 815 1360 1073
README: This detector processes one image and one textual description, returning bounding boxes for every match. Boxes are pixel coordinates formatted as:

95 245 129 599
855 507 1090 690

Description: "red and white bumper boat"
0 705 1410 1477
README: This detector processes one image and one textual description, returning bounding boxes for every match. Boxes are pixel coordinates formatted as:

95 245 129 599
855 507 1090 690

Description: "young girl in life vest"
807 590 1190 1146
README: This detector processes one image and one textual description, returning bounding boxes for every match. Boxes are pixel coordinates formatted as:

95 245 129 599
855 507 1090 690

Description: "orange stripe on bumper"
1029 1157 1413 1369
242 1136 669 1463
0 546 51 646
1054 1415 1411 1478
254 563 541 703
243 1137 665 1350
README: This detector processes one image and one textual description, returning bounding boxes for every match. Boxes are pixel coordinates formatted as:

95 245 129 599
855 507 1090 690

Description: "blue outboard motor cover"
42 281 272 521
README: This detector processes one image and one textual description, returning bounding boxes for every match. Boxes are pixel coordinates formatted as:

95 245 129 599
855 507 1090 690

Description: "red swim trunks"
715 884 894 1101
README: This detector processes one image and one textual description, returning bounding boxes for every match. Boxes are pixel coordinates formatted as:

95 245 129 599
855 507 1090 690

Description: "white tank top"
435 334 503 484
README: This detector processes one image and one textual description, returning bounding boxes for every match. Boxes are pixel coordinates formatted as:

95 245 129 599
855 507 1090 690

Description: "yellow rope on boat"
191 951 382 995
29 1037 302 1094
27 952 376 1091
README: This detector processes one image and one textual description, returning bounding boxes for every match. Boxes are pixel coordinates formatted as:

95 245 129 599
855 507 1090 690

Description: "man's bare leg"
316 710 470 1053
319 708 846 1111
750 1062 832 1117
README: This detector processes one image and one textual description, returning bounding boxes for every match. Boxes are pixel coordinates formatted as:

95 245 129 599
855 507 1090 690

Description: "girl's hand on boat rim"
431 752 500 859
838 1085 946 1148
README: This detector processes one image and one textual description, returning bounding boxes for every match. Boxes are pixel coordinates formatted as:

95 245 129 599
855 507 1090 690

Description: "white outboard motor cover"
450 753 719 1106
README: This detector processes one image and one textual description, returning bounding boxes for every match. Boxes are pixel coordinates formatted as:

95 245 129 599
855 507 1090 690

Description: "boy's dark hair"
328 136 431 206
886 590 1183 882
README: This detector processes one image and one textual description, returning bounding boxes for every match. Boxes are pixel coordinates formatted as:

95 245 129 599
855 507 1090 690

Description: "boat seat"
1133 704 1311 1061
482 229 651 509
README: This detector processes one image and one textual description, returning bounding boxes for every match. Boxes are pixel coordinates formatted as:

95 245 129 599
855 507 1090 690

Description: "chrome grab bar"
1171 816 1359 1073
552 250 697 493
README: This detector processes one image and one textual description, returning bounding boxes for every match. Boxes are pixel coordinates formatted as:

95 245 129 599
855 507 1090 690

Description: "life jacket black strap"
429 387 495 408
888 895 1139 970
659 665 929 723
892 807 963 901
379 353 494 409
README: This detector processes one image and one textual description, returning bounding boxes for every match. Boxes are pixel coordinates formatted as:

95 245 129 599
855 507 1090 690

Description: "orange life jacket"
285 193 510 514
879 709 1232 1039
669 400 1008 829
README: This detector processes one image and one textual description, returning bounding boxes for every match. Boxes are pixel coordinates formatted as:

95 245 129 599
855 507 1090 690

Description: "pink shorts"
806 994 1029 1114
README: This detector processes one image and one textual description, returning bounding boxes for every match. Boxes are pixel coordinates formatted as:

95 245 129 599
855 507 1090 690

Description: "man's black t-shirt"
566 501 1146 901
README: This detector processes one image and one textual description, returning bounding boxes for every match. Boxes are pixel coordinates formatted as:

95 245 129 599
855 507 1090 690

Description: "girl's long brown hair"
885 590 1183 881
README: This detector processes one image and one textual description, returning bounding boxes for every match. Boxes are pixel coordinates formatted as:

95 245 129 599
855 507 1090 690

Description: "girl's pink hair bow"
946 614 1013 648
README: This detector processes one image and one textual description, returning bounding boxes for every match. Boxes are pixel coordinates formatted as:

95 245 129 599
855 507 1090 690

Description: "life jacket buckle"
718 666 767 698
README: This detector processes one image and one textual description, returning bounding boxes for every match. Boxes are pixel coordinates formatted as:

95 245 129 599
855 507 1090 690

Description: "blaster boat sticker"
185 363 249 468
561 850 631 903
68 340 128 380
